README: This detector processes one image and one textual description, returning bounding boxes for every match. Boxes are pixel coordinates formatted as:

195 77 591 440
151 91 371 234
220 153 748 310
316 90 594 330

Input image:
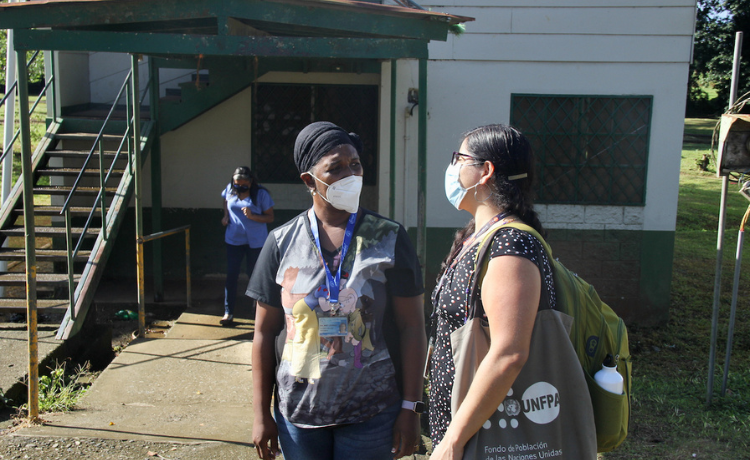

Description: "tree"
0 30 46 90
689 0 750 115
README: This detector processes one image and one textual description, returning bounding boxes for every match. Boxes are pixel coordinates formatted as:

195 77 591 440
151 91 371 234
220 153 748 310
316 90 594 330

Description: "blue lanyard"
308 209 357 305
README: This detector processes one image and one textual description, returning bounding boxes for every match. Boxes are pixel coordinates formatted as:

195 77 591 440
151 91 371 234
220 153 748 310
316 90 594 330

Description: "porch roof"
0 0 472 59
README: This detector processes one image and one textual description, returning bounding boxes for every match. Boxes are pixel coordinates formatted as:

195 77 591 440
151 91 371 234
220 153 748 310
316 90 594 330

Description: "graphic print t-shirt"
246 209 423 428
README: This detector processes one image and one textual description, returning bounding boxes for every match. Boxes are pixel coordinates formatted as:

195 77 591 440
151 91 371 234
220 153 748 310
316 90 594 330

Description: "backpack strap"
469 220 554 318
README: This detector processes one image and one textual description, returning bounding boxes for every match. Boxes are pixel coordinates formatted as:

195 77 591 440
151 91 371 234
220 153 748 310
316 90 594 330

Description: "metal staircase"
0 117 153 338
0 58 156 341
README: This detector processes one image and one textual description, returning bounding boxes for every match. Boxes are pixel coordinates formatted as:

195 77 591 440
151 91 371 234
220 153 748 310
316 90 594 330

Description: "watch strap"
401 400 425 413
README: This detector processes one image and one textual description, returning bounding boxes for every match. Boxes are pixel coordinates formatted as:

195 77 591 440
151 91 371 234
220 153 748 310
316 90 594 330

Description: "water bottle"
594 354 624 395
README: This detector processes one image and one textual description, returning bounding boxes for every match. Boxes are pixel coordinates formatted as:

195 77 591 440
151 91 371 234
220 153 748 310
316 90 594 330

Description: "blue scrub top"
221 184 274 247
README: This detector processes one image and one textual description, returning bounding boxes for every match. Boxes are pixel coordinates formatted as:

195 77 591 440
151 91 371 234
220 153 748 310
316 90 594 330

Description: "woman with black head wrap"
247 122 426 460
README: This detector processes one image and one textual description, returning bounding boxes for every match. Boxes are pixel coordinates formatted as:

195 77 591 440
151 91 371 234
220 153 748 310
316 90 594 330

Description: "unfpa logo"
482 382 561 432
522 382 560 424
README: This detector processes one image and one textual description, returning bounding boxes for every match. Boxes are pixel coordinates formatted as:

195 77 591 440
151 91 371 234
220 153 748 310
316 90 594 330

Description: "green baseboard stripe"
103 211 673 326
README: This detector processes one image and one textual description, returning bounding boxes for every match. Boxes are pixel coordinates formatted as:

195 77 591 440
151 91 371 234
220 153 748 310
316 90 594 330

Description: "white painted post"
1 24 17 297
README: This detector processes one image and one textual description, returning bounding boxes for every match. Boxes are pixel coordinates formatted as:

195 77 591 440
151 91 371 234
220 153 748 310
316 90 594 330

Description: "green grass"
602 118 750 459
20 361 95 415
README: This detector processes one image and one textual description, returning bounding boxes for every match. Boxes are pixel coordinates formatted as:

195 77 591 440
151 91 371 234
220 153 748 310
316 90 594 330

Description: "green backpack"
472 221 631 453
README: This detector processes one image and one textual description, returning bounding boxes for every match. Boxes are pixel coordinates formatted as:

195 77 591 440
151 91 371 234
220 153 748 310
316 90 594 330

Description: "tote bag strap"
469 220 554 319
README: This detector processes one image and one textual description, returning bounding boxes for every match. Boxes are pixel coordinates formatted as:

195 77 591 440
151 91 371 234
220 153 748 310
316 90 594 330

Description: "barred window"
252 84 379 184
510 95 652 205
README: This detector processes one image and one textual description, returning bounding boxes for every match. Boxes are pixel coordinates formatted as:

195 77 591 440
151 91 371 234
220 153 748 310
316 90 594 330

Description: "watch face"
414 401 426 414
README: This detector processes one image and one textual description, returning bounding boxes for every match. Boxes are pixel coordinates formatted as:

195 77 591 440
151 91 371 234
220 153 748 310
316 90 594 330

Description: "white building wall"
141 87 254 208
413 0 696 232
86 52 205 105
56 51 90 108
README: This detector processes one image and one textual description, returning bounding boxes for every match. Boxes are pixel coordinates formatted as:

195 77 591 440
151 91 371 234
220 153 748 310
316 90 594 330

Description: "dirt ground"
0 433 259 460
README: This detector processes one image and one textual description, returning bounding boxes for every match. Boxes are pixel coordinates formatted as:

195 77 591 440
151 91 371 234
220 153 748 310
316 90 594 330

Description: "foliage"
0 32 45 87
689 0 750 116
21 361 94 414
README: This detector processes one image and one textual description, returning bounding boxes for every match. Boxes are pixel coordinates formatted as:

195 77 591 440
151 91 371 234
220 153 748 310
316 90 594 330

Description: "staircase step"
15 206 103 216
54 133 124 142
0 248 91 261
36 168 125 178
0 226 100 238
45 150 124 159
33 186 118 196
0 298 70 312
0 272 81 286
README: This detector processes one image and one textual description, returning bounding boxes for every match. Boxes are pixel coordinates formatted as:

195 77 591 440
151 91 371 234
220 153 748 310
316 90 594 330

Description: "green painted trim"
59 117 130 135
416 58 427 278
159 60 255 133
639 230 674 325
0 0 453 41
149 59 164 301
151 55 382 75
389 59 397 219
14 29 429 60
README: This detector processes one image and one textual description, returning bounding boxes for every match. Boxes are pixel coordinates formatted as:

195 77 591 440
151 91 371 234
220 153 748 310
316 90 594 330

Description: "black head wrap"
293 121 363 174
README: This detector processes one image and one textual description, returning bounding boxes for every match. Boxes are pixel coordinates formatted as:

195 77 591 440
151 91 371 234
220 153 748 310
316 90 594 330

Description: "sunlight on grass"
601 117 750 459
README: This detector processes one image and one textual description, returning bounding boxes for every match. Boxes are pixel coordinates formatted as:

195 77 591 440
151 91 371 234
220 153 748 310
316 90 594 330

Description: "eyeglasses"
451 151 483 166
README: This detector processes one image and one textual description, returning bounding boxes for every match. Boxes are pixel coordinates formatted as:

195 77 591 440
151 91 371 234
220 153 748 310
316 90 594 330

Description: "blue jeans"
274 401 400 460
224 243 261 316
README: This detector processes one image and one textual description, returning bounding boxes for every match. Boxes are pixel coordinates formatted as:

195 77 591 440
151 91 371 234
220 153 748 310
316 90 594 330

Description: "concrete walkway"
2 280 432 459
22 311 256 445
3 278 261 457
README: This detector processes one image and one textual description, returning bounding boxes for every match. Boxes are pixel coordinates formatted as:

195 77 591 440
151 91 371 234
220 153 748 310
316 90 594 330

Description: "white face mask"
310 174 363 214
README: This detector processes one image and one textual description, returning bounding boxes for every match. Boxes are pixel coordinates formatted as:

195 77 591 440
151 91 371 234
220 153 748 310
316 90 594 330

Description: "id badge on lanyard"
308 209 357 314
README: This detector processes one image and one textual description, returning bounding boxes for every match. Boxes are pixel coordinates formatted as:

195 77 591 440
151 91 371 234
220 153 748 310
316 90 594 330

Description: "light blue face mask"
444 162 481 210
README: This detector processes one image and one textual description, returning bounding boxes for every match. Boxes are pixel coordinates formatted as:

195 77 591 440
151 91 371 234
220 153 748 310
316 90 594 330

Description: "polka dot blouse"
428 227 556 446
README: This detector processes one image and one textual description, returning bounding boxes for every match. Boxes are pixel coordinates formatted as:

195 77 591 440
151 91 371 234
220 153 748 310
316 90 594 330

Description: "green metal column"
132 55 145 337
389 59 397 219
17 48 39 422
148 58 164 302
417 58 427 280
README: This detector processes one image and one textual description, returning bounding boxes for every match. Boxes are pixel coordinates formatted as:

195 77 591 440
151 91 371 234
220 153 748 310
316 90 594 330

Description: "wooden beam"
14 29 429 59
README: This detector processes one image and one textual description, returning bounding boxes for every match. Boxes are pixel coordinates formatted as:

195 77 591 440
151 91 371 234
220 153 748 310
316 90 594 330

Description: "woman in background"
221 166 274 326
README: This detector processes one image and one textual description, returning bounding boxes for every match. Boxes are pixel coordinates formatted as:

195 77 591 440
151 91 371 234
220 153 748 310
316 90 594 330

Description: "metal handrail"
0 50 53 165
62 69 138 316
60 70 132 213
136 225 192 337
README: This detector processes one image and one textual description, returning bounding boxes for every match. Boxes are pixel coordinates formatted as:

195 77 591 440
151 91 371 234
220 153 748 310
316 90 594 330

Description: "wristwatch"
401 400 425 414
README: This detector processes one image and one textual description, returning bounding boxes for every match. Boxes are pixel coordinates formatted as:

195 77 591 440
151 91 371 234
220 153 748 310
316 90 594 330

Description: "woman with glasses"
247 121 426 460
220 166 274 326
429 124 597 459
